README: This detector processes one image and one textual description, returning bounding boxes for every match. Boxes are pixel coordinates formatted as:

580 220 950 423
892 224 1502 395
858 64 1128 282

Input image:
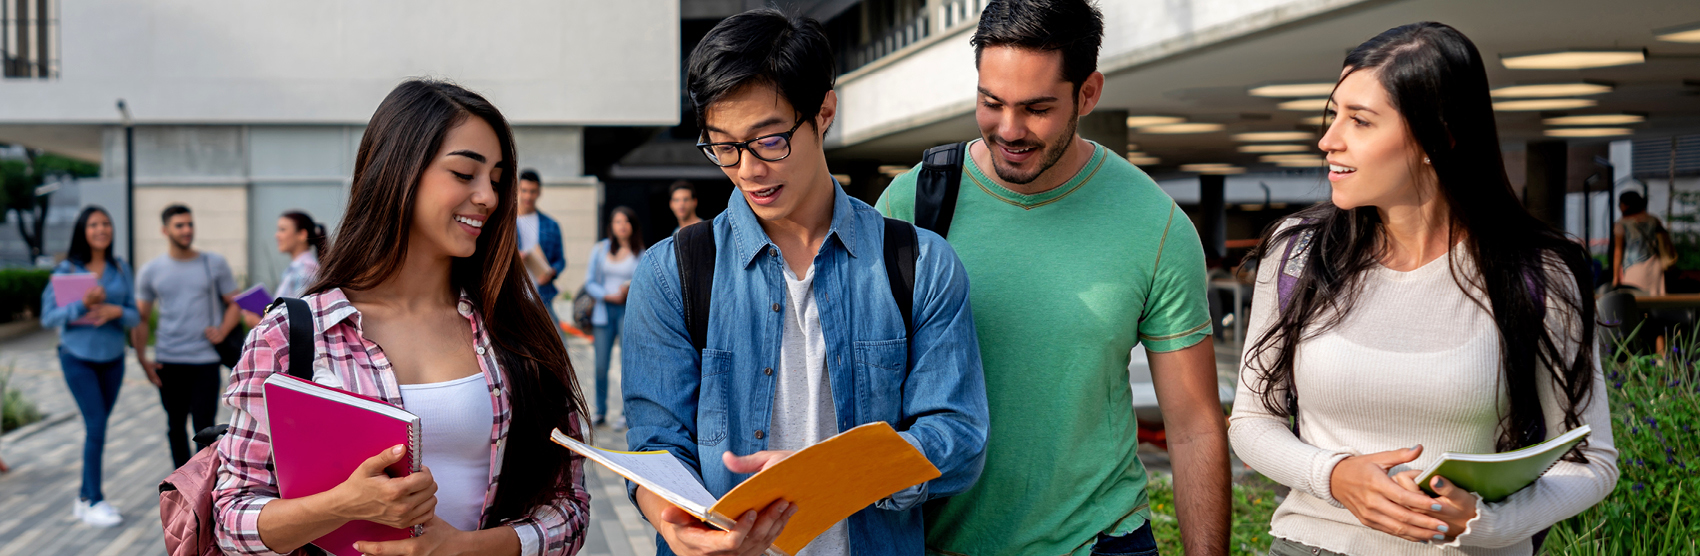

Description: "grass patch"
1544 333 1700 555
1147 472 1283 555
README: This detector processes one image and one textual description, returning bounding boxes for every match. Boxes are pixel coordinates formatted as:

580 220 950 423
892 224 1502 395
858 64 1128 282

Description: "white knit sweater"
1229 232 1618 555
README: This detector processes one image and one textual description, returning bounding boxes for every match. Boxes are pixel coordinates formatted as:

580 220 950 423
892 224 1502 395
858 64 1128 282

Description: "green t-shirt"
877 139 1210 556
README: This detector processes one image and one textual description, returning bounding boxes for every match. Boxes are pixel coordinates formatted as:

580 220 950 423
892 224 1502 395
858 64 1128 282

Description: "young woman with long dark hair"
582 205 643 427
213 79 590 556
39 205 140 528
276 211 326 298
1229 23 1616 555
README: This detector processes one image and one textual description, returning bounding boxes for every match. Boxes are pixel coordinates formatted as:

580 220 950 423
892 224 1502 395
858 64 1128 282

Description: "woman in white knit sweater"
1230 22 1617 556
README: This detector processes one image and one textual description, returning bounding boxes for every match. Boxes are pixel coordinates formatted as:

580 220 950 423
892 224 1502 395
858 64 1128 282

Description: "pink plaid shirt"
212 289 588 556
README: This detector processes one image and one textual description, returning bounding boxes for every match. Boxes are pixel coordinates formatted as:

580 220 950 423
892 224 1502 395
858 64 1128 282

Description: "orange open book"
549 422 940 556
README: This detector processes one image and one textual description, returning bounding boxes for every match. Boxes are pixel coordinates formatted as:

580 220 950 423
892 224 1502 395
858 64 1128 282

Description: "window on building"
2 0 57 78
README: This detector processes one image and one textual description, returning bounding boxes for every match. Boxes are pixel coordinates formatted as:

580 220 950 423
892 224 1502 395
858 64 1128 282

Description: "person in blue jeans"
621 10 989 555
584 205 644 427
39 206 141 528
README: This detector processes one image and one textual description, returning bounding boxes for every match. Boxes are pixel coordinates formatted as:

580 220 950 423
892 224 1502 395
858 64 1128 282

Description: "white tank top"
399 373 495 532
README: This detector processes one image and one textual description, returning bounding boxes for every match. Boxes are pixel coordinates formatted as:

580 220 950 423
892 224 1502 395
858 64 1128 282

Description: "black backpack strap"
674 222 717 354
914 141 967 239
267 297 316 381
882 218 919 337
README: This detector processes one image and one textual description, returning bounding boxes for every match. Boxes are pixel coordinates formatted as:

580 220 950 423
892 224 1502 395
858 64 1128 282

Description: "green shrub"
0 365 43 433
0 267 50 320
1147 472 1282 555
1545 333 1699 555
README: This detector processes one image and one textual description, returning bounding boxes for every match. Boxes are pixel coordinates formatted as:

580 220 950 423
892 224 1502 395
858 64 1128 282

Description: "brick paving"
0 327 654 556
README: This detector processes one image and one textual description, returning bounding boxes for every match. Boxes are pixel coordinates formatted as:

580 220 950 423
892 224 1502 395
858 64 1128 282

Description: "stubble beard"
988 110 1080 186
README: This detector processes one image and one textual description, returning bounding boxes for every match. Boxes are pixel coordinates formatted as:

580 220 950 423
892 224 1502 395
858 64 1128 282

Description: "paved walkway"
0 327 654 556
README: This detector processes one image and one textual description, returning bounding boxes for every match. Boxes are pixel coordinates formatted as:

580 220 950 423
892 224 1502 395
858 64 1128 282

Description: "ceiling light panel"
1239 144 1310 153
1233 131 1315 142
1542 114 1644 125
1137 122 1225 134
1655 23 1700 43
1493 99 1598 111
1247 83 1337 98
1277 98 1331 111
1545 127 1633 138
1501 50 1645 70
1490 83 1612 98
1126 116 1186 128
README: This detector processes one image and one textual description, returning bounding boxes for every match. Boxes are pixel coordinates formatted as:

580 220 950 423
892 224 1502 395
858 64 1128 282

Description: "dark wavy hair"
971 0 1104 94
1243 22 1596 456
310 79 590 526
68 205 116 267
607 205 646 258
279 211 327 255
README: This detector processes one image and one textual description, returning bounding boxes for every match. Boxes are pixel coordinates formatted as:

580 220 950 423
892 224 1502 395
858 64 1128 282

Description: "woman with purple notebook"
213 79 592 556
39 205 141 528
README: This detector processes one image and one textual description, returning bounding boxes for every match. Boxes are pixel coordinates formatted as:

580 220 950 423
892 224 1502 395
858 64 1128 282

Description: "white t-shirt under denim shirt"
771 262 848 556
1229 223 1617 555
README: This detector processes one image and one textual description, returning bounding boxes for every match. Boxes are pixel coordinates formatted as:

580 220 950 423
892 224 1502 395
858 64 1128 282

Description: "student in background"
40 205 140 527
668 180 703 233
624 10 987 555
212 79 591 556
1230 22 1616 555
1613 190 1671 295
275 211 326 299
133 204 241 469
583 206 642 428
517 169 568 326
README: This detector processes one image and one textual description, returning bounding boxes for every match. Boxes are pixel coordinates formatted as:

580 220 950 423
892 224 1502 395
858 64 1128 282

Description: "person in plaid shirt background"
212 79 592 556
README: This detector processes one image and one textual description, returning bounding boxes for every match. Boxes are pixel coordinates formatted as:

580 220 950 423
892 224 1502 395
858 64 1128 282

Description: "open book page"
549 430 718 516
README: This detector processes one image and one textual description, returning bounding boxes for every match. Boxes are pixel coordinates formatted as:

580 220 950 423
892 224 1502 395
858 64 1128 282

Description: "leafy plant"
0 363 43 433
0 267 51 320
0 148 98 260
1545 332 1699 555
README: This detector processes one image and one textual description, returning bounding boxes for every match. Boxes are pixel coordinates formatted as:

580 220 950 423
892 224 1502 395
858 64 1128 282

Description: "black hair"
68 205 115 266
686 9 835 133
1244 22 1596 457
280 211 327 255
1619 190 1647 215
971 0 1105 93
519 168 542 185
669 180 696 197
608 206 647 258
161 204 191 224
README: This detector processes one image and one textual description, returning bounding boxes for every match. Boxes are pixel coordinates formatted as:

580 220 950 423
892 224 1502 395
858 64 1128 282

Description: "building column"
1199 174 1226 261
1524 141 1568 226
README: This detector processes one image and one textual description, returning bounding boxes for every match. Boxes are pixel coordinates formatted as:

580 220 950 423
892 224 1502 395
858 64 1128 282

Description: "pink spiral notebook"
262 373 422 556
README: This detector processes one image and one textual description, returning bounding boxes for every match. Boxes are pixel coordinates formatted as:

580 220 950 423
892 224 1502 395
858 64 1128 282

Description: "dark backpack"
673 218 920 353
159 297 316 556
913 142 969 239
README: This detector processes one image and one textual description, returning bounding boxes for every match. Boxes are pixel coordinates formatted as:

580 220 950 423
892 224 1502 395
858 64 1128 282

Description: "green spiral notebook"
1414 424 1592 503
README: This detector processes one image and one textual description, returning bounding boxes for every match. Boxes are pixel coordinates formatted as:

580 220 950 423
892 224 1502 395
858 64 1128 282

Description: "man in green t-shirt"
876 0 1230 554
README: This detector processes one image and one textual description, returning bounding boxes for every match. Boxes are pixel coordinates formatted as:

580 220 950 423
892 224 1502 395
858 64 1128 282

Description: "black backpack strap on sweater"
882 218 919 337
914 141 967 239
675 221 718 354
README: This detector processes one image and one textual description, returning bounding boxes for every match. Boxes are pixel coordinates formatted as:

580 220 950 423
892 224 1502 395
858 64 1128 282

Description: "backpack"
673 218 920 353
913 142 969 239
159 297 315 556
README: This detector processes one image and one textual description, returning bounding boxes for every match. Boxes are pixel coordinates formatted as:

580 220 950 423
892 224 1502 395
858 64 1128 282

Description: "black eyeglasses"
696 117 807 167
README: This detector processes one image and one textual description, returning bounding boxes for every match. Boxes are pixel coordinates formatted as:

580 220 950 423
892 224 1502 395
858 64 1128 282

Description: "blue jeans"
59 348 124 503
1092 522 1160 556
592 303 626 418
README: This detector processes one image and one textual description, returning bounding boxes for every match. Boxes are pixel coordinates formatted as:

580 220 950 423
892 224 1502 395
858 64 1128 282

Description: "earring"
1424 157 1431 164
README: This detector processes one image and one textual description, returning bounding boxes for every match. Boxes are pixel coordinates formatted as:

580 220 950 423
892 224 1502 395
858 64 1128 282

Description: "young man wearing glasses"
620 9 989 556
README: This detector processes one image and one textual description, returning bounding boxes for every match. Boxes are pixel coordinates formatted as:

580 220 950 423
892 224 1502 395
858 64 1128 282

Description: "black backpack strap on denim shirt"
674 219 920 354
914 141 967 239
675 221 717 354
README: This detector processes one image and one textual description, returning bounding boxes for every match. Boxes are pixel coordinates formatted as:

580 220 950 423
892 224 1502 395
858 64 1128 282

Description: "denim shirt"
40 258 141 362
622 184 989 555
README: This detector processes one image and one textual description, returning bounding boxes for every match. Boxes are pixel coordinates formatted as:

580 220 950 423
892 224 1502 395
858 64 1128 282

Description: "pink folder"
262 373 422 556
51 273 101 325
